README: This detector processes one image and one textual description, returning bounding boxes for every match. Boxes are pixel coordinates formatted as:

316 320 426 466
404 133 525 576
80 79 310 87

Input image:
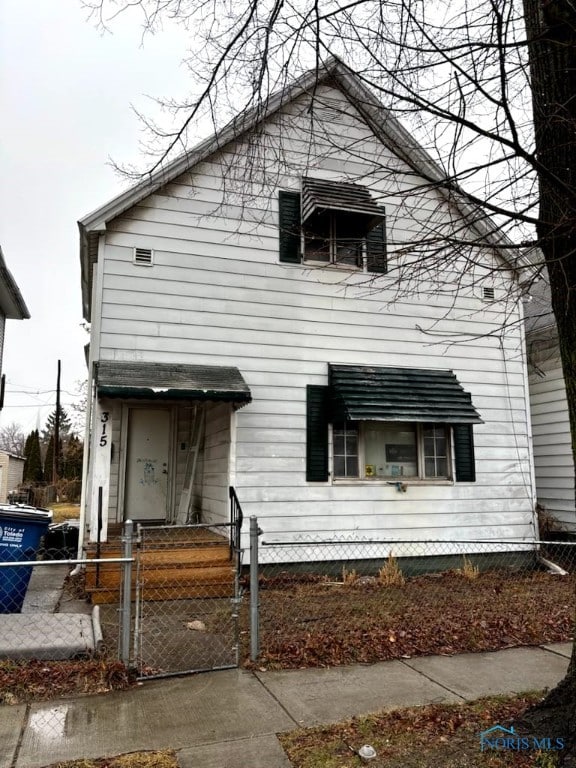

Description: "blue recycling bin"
0 504 52 613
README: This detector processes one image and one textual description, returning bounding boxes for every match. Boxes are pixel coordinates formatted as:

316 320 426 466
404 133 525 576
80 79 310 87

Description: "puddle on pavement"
28 703 95 744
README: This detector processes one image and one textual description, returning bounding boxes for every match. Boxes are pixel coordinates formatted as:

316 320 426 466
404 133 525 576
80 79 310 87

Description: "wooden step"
86 563 234 588
88 581 235 604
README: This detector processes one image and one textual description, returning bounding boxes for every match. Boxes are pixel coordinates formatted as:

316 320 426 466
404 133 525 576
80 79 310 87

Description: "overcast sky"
0 0 191 436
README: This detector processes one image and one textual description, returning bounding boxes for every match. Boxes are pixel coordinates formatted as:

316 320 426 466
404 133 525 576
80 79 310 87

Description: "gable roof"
0 247 30 320
524 273 555 335
79 56 521 321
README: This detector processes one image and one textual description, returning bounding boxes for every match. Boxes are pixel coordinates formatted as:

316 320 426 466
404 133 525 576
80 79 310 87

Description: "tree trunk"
522 0 576 761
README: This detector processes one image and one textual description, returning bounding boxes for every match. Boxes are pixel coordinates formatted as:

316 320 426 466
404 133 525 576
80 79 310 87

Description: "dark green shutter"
279 191 302 263
453 424 476 482
306 385 329 482
366 219 387 273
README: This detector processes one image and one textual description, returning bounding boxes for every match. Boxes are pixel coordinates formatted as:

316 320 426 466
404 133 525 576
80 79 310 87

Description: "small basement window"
134 247 153 266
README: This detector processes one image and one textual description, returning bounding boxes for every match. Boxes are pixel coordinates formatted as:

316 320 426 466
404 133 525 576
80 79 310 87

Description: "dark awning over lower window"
329 364 482 424
96 361 251 405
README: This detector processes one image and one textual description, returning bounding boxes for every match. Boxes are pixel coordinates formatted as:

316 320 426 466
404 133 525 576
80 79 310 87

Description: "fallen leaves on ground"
250 570 575 669
279 693 558 767
0 659 134 705
42 749 177 768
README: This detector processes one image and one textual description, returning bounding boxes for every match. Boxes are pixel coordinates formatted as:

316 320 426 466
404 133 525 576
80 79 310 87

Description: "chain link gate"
133 523 242 678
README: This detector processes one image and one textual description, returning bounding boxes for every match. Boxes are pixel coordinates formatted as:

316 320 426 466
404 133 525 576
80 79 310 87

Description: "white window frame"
331 421 453 483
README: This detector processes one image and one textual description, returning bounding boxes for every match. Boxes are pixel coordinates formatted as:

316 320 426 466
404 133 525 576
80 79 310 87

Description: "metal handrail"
229 486 244 553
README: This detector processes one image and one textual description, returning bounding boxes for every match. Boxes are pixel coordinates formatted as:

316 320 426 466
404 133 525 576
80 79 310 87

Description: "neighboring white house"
0 246 30 410
0 451 25 503
525 275 575 533
78 59 536 557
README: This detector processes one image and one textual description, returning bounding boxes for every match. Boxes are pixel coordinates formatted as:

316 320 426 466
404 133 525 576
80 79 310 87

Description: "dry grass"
249 570 575 669
378 552 406 586
0 660 134 705
458 556 481 581
341 566 359 585
43 750 177 768
49 503 81 525
279 693 559 767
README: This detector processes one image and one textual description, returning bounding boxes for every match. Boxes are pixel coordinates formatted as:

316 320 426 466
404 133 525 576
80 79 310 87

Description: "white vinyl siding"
0 452 25 504
96 84 533 545
529 357 576 532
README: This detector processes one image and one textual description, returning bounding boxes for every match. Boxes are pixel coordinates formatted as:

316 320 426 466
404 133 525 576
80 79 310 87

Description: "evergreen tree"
23 430 43 482
40 408 72 452
61 434 83 480
43 435 63 483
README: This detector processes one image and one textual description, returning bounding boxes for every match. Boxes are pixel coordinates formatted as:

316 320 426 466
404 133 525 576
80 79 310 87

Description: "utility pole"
53 359 61 484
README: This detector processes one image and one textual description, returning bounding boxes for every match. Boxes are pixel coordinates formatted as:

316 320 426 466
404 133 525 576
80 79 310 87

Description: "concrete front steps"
85 526 235 604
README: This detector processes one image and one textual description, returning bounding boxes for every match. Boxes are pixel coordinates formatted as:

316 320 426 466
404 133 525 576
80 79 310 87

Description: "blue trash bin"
0 504 52 613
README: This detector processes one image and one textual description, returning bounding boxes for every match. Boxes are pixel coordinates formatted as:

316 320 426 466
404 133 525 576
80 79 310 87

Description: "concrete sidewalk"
1 643 572 768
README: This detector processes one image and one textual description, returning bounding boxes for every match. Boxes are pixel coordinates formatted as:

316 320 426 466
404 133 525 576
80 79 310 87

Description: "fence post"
250 516 261 662
120 519 133 667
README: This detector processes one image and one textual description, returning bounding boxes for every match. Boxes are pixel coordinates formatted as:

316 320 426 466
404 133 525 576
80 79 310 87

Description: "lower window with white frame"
333 421 450 480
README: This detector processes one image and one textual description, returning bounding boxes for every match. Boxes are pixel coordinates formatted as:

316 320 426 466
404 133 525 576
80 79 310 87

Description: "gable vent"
134 247 153 266
482 286 495 301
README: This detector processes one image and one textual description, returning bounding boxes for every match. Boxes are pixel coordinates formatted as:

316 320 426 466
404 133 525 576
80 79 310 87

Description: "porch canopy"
328 364 483 423
96 361 252 405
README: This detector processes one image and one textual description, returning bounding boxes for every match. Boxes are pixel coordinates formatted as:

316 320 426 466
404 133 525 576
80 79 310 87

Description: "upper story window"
279 178 387 273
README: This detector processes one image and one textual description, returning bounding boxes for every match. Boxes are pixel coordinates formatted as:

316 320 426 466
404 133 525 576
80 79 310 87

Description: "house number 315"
100 411 110 447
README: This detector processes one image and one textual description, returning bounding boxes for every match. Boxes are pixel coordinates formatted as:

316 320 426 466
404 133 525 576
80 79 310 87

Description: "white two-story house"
78 59 536 559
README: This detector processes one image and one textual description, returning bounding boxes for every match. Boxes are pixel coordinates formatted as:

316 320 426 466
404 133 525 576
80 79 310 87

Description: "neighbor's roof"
524 274 555 335
96 361 252 405
79 56 522 321
0 247 30 320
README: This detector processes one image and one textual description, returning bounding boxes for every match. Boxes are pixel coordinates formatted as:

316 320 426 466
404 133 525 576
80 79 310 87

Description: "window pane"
334 239 362 266
334 456 346 477
305 236 330 261
423 424 449 478
364 422 417 477
346 431 358 453
333 433 345 454
347 455 359 476
333 423 359 477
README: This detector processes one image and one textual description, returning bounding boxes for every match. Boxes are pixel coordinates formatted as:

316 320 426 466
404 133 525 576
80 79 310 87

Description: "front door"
124 408 171 521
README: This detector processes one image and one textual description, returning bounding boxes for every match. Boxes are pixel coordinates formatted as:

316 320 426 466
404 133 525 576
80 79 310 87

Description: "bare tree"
85 0 576 753
0 422 25 456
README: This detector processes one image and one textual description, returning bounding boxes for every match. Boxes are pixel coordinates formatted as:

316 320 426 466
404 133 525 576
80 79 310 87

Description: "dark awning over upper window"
301 177 385 229
329 364 483 424
96 361 252 406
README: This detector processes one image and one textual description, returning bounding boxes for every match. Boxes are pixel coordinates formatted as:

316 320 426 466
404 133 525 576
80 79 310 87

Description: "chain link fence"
246 531 576 669
131 523 241 678
1 522 575 693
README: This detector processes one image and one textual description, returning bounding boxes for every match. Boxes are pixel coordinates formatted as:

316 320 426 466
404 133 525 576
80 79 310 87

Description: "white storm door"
124 408 171 521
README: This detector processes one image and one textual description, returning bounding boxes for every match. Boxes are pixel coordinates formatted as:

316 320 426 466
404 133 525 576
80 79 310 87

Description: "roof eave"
0 247 30 319
78 59 342 318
